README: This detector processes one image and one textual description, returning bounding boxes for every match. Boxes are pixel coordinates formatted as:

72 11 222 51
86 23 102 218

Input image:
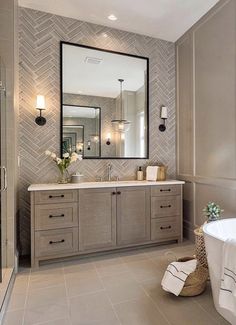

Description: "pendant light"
111 79 131 133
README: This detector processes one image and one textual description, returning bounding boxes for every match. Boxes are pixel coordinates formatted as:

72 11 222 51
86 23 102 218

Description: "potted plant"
203 202 224 222
194 202 224 269
45 150 82 183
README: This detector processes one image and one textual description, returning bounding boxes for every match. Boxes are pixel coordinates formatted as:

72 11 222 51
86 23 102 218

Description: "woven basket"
194 228 208 269
177 257 209 297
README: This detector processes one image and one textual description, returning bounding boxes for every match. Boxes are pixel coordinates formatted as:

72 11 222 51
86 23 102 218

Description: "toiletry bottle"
137 166 144 181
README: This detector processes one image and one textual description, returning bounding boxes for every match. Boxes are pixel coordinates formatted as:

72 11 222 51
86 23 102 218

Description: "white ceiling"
63 44 146 97
19 0 219 42
63 105 98 118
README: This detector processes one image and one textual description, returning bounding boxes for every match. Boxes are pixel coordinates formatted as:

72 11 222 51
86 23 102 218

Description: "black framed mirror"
62 104 101 158
60 41 149 159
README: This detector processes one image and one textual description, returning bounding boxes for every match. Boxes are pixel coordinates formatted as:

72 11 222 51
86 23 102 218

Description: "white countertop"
28 180 185 192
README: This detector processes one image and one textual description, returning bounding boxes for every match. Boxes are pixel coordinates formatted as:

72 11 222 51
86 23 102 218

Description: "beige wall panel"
183 182 194 226
177 35 194 175
195 183 236 226
195 0 236 178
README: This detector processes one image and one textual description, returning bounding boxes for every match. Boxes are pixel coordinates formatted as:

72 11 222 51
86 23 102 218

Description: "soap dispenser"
137 166 144 181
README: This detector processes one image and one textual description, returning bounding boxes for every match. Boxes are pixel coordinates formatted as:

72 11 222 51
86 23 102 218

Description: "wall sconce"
159 106 168 132
76 142 83 153
106 133 111 145
87 140 91 150
90 135 99 143
35 95 46 126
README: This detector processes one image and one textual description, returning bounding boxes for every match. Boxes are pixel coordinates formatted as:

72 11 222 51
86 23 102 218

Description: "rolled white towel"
161 259 197 296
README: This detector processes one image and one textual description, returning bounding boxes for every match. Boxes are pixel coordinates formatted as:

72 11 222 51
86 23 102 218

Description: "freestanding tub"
203 218 236 325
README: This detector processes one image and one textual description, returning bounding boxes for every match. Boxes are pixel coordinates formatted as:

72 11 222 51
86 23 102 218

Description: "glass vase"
58 169 69 184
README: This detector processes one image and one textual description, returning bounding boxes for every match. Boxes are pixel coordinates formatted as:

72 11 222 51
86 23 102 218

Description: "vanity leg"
177 236 183 244
31 259 39 269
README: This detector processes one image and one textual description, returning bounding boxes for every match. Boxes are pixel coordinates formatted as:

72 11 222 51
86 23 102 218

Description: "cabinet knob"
117 191 121 195
112 191 116 195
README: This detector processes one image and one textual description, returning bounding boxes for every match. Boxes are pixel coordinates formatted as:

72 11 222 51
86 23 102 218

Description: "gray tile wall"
19 7 176 255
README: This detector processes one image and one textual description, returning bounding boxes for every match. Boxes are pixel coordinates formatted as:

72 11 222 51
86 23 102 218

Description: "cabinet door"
79 188 116 252
117 186 150 246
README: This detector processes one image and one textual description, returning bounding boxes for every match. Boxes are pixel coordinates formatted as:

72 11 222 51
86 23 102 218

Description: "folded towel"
161 259 197 296
146 166 158 181
219 238 236 315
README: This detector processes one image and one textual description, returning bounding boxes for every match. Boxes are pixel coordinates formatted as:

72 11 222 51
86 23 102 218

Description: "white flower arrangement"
45 150 82 177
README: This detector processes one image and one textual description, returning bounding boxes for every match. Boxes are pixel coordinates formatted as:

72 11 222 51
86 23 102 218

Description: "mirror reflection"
63 105 101 157
61 42 149 158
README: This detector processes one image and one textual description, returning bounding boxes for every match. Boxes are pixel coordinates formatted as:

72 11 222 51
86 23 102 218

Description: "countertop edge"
28 180 185 192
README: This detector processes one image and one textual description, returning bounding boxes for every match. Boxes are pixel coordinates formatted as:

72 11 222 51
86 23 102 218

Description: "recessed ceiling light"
108 14 117 21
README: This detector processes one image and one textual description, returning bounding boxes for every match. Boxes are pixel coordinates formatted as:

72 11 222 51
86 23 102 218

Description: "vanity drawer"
35 227 78 258
151 217 180 240
35 203 78 230
151 196 180 218
34 190 77 204
151 185 181 197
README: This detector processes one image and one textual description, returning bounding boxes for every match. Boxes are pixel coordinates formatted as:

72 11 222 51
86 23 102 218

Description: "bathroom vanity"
28 180 184 267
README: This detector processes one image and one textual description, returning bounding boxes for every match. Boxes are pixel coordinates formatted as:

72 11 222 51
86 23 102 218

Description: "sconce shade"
106 132 111 145
35 95 46 126
159 105 167 132
160 106 167 119
36 95 46 110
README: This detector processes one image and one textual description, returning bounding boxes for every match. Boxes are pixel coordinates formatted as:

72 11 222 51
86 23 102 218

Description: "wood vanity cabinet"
31 190 79 268
117 186 150 245
150 185 182 243
30 183 183 267
79 186 150 251
79 188 117 252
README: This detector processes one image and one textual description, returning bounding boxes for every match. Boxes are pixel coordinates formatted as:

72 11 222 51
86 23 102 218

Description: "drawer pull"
49 195 65 199
49 239 65 244
49 214 65 218
160 189 171 192
160 205 171 209
160 225 171 230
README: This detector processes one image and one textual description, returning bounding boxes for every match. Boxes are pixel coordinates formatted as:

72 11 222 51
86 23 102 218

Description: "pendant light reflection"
111 79 131 133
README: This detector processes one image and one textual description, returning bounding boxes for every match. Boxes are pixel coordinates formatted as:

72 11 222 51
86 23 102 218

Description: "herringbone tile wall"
19 7 176 255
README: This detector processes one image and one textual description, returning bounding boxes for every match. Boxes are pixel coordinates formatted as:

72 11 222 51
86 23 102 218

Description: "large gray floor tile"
69 291 120 325
101 271 147 304
114 296 169 325
141 277 219 325
26 285 67 309
65 269 104 297
23 304 70 325
193 282 230 324
3 309 24 325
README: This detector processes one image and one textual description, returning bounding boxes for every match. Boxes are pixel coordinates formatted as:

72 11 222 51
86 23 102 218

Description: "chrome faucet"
107 163 112 181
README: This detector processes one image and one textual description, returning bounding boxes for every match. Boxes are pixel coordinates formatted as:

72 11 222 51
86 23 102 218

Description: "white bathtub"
203 218 236 325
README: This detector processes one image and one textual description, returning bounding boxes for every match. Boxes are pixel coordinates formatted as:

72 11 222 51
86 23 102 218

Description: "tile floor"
3 242 230 325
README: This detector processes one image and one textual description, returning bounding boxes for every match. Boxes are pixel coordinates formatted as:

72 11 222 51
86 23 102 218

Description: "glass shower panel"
0 57 7 283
